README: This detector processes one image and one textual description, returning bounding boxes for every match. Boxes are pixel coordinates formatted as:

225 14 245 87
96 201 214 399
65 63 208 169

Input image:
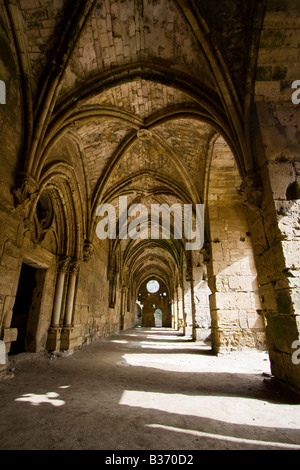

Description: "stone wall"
246 158 300 390
208 204 266 352
0 215 57 364
74 239 121 347
0 0 299 393
207 136 266 353
251 0 300 390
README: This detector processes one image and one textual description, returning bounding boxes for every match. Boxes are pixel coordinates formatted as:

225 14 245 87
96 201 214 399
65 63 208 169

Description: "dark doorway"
9 263 37 355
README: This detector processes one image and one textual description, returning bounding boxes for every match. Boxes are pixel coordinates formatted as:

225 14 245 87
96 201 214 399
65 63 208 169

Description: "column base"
184 326 195 340
46 327 62 353
61 326 82 351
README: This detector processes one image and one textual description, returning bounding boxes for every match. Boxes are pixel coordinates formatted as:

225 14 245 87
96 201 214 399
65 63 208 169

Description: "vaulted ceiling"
2 0 270 295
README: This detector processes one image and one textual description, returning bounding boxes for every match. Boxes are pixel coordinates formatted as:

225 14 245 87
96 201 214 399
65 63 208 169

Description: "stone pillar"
207 196 265 354
172 288 179 330
60 260 80 352
51 258 69 327
119 286 127 331
184 267 196 340
192 249 212 342
177 284 184 334
243 166 300 391
64 260 80 327
47 257 69 352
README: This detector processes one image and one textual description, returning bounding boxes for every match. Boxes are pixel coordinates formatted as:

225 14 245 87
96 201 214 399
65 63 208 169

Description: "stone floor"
0 327 300 450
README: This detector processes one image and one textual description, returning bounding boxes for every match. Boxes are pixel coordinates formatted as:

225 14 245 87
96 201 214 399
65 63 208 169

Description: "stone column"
60 260 80 351
243 166 300 391
171 302 175 329
51 258 69 327
192 250 212 342
184 267 196 340
64 260 80 327
172 288 179 330
207 187 265 354
174 289 179 330
108 252 117 308
119 286 127 331
47 257 70 352
177 284 184 334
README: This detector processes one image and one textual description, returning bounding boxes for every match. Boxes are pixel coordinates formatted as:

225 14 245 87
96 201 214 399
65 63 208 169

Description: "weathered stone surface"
2 328 18 343
0 0 299 393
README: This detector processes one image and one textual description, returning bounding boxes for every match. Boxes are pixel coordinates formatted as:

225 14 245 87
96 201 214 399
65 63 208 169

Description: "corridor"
0 328 300 451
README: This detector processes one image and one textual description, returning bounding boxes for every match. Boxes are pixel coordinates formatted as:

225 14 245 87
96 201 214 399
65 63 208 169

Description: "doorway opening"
154 308 162 327
136 279 171 327
9 263 45 356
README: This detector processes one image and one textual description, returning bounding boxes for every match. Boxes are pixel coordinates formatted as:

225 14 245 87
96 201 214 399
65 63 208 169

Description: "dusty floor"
0 327 300 451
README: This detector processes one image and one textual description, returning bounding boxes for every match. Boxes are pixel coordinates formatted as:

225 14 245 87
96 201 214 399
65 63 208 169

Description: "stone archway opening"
136 278 171 328
9 263 47 356
154 309 163 327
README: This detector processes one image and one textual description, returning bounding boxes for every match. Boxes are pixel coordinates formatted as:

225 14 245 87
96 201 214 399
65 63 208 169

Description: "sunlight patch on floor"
145 335 188 341
121 351 270 374
14 386 70 407
145 424 300 450
119 390 300 429
15 392 65 407
139 341 200 350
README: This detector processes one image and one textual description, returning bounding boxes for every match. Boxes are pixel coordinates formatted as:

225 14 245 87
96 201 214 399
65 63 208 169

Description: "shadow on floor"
0 327 300 450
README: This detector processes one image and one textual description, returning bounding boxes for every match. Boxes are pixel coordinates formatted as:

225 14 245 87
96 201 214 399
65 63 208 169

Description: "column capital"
58 257 70 273
83 240 94 262
12 172 39 215
69 259 80 276
200 241 211 265
107 268 116 281
185 268 193 283
238 174 263 212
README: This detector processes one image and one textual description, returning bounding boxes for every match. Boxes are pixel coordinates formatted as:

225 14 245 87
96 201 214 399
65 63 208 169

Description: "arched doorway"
137 279 171 328
154 309 163 327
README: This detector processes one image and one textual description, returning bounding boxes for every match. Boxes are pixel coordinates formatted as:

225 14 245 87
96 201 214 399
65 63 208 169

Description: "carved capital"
185 268 193 283
12 172 40 218
58 257 70 273
107 268 116 281
70 259 80 276
200 241 211 265
238 175 263 212
83 240 94 262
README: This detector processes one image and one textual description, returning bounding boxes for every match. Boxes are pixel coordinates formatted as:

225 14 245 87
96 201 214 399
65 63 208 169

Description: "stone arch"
137 277 171 328
38 161 86 260
1 0 300 394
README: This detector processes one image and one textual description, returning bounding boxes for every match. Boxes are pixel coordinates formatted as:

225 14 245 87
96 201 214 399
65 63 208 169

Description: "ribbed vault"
2 0 300 395
3 0 263 330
